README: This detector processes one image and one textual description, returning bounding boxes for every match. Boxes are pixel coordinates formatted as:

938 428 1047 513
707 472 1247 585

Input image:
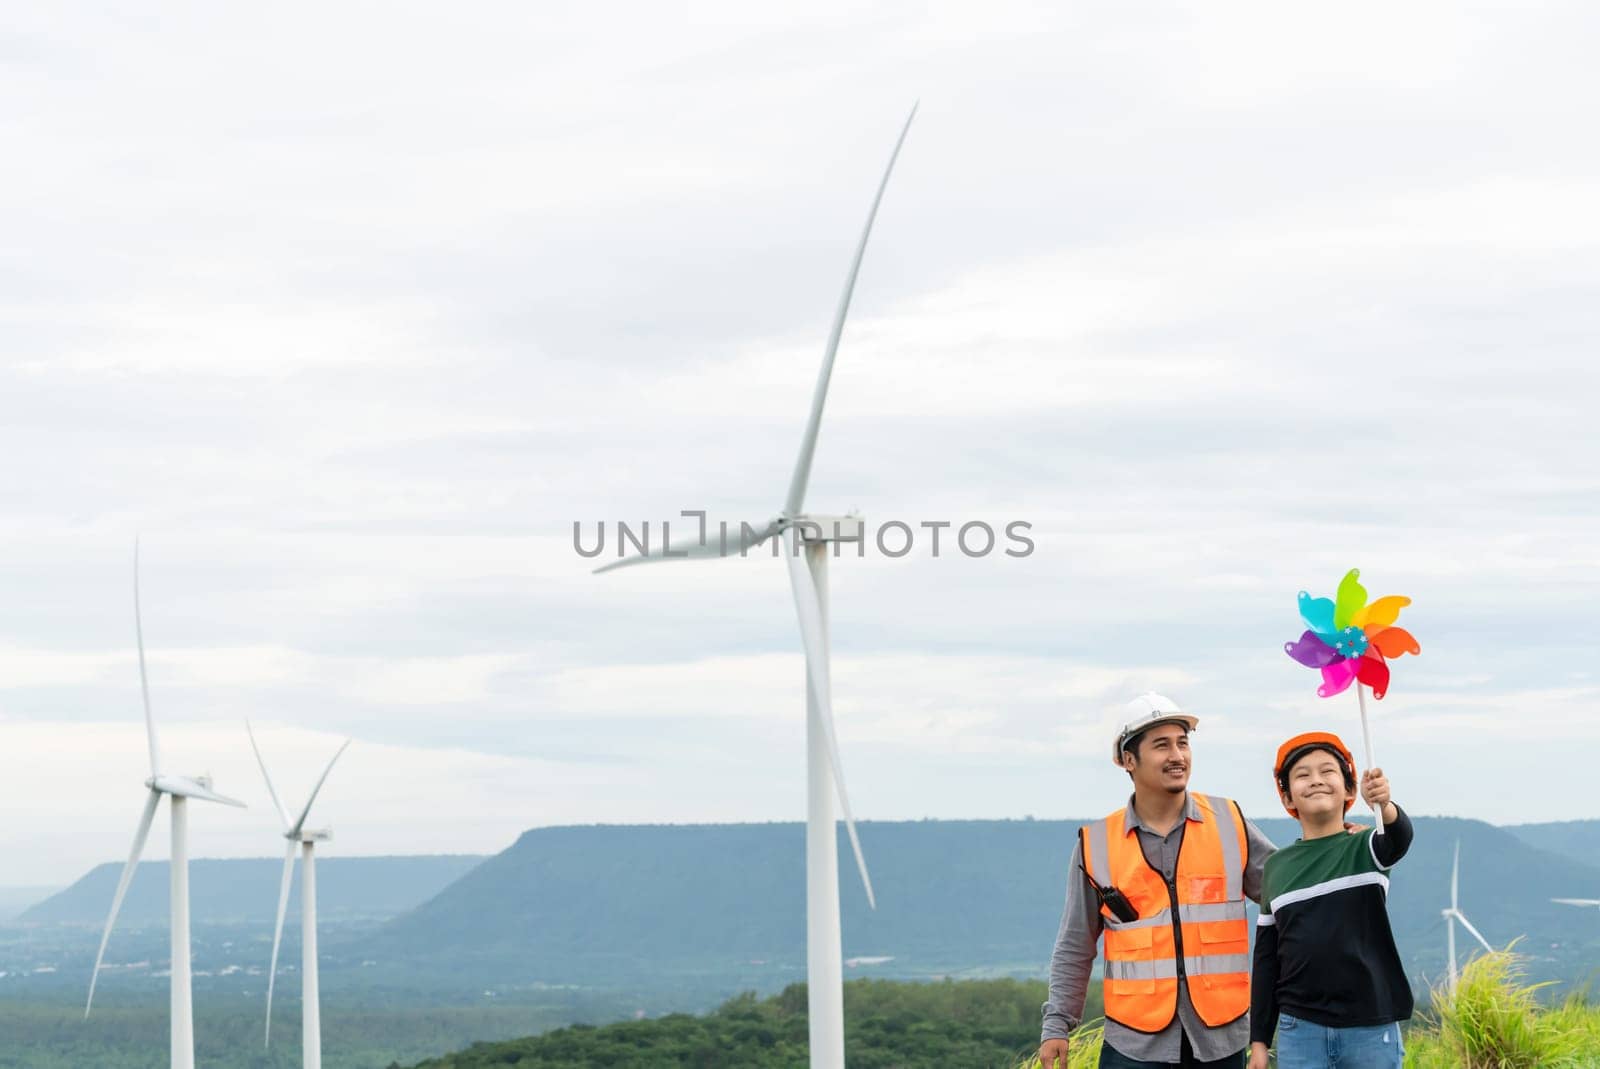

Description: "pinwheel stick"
1355 685 1383 837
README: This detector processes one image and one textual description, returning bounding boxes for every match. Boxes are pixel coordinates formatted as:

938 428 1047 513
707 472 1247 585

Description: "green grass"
1403 946 1600 1069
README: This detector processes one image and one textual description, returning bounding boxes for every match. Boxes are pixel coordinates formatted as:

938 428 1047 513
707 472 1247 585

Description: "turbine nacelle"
781 514 864 545
145 775 247 807
289 828 333 843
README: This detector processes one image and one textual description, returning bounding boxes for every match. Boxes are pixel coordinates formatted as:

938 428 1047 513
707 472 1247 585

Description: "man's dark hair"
1277 744 1356 795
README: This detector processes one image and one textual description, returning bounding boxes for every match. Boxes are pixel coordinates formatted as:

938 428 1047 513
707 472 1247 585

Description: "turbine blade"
246 721 292 832
133 540 162 778
86 788 161 1017
1551 898 1600 907
1451 840 1460 911
289 738 352 838
592 519 780 574
783 529 876 909
784 103 917 518
1453 910 1495 954
264 841 296 1047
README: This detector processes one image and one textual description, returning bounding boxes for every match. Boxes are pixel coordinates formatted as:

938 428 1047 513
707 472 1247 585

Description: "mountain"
1506 820 1600 883
355 817 1600 995
0 887 59 923
16 854 485 927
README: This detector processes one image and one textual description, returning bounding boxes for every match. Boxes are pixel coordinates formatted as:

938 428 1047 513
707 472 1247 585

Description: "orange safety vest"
1079 793 1251 1033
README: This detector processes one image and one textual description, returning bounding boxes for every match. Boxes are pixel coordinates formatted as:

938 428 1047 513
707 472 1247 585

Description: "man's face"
1283 751 1349 820
1124 723 1190 795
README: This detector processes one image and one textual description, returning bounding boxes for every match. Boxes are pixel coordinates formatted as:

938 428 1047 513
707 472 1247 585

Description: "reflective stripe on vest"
1080 794 1251 1033
1102 900 1244 932
1103 953 1253 982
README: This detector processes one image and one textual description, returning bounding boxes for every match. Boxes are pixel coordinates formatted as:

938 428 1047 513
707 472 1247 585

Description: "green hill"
394 978 1061 1069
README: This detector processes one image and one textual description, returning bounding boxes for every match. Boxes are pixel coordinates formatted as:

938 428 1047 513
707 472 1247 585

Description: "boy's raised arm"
1362 768 1413 868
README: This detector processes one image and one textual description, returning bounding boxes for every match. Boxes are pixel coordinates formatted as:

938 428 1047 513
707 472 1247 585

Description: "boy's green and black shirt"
1249 806 1414 1044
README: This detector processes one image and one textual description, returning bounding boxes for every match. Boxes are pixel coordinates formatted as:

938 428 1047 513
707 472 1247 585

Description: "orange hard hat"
1273 731 1358 816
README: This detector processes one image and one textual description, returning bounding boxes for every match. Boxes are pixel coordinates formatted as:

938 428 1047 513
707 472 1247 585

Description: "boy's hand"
1248 1041 1271 1069
1361 768 1397 823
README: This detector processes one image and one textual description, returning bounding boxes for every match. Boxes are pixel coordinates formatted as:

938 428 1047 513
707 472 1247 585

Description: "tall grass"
1012 1021 1103 1069
1402 947 1596 1069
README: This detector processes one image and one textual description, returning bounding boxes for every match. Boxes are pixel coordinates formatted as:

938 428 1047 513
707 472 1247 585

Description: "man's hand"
1038 1037 1070 1068
1361 768 1398 823
1248 1040 1271 1069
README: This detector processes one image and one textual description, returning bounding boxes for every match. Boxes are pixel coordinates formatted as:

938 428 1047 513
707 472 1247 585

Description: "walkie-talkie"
1079 861 1139 923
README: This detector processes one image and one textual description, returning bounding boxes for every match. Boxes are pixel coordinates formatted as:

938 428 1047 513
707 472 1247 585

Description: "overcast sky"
3 3 1598 886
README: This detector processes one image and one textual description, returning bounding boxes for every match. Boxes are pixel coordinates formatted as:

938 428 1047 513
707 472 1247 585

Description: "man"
1040 693 1277 1069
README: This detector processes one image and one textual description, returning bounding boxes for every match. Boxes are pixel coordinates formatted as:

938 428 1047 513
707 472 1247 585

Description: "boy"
1248 732 1413 1069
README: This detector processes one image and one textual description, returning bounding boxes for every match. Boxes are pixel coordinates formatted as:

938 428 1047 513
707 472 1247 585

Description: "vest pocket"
1106 925 1158 994
1110 925 1154 952
1194 921 1249 959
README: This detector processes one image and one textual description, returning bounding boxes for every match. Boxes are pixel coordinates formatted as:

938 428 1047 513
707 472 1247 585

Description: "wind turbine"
1551 897 1600 911
247 722 351 1069
86 543 246 1069
1442 839 1494 993
595 104 916 1069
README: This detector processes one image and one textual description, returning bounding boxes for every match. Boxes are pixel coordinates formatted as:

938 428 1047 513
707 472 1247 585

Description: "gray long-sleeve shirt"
1042 792 1276 1063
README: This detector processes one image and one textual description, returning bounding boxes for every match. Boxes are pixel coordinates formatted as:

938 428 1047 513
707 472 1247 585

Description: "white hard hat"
1112 692 1199 766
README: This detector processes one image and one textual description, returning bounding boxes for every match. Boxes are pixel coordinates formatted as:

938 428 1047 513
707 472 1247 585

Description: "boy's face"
1282 750 1349 820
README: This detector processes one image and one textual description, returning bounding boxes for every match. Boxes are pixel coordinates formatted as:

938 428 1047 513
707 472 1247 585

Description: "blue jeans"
1275 1012 1403 1069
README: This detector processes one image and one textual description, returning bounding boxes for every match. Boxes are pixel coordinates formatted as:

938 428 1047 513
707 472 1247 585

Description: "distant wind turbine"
595 104 917 1069
86 543 247 1069
247 722 352 1069
1442 840 1494 992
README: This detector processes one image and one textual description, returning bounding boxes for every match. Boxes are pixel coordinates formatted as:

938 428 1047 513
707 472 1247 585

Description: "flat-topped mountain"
17 855 485 927
351 817 1600 992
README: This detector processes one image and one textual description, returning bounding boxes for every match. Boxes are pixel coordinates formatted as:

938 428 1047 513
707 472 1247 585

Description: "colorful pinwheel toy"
1284 568 1420 831
1284 568 1420 700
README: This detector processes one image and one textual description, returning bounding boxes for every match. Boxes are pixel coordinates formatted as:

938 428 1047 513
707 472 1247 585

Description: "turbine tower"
247 723 352 1069
595 104 917 1069
86 543 247 1069
1442 839 1493 992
